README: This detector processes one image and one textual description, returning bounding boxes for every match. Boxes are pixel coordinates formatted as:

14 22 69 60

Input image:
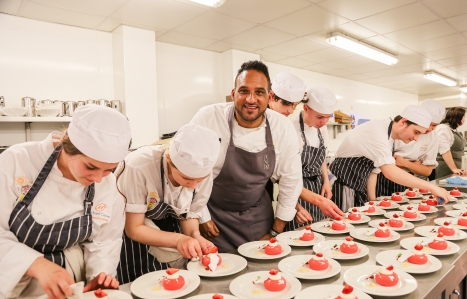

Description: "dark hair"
60 129 83 156
441 107 465 129
234 60 271 89
273 94 295 107
393 115 416 126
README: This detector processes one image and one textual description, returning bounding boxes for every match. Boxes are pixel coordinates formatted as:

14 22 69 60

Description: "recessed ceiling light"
188 0 226 7
326 32 398 65
423 71 457 87
461 85 467 93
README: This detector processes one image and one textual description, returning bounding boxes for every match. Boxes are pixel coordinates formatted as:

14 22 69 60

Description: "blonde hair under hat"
271 72 306 103
400 105 432 129
306 87 337 114
169 124 220 178
67 105 131 163
421 99 445 124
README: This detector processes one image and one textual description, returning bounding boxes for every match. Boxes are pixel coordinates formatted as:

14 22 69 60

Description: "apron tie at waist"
303 175 319 181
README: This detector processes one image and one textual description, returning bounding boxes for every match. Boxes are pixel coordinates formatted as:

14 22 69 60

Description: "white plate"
311 221 355 234
229 271 301 299
450 192 467 198
375 250 442 274
294 285 373 299
237 241 291 260
188 294 239 299
415 226 467 241
344 265 418 296
434 217 467 230
453 203 467 210
397 191 422 199
350 228 401 243
347 207 386 216
376 196 409 203
312 240 369 260
131 270 200 299
277 255 341 280
447 210 467 217
344 213 372 224
400 237 460 256
398 204 438 214
368 219 414 232
186 253 247 277
276 231 325 247
421 196 457 204
0 107 28 116
384 211 426 222
83 290 132 299
375 202 400 210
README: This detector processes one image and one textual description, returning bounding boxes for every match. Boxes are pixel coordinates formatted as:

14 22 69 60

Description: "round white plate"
312 240 369 260
453 203 467 210
398 191 423 199
368 219 414 231
377 196 409 203
434 217 467 230
237 241 291 260
294 285 373 299
409 199 446 208
450 192 467 198
376 202 400 210
83 290 132 299
229 271 301 299
347 207 386 216
344 213 372 224
384 211 426 222
375 250 442 274
186 253 247 277
131 270 200 299
422 195 457 203
415 226 467 241
398 204 438 214
344 265 418 296
277 255 341 280
310 221 355 234
276 231 325 247
400 237 460 256
350 228 401 243
188 294 239 299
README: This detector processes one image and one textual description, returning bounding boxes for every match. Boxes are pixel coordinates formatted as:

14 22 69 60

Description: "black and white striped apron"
117 158 193 284
375 123 400 197
8 144 94 269
330 121 393 209
285 112 326 231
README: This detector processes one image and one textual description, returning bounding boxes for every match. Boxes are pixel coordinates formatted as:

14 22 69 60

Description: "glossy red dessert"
263 269 286 292
375 265 399 287
438 221 455 236
308 252 329 271
300 225 315 241
426 196 438 206
389 214 404 228
407 243 428 265
94 289 107 299
429 232 448 250
202 246 222 271
212 294 224 299
348 208 361 221
403 206 417 219
340 236 358 254
418 200 431 211
335 284 358 299
264 238 282 255
163 268 185 290
380 198 391 207
332 217 347 231
451 187 461 196
419 188 429 193
364 201 376 213
375 222 391 238
458 212 467 226
391 193 403 201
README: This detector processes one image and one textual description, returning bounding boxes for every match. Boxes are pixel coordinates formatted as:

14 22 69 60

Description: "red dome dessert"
426 196 438 206
308 252 329 271
300 225 315 241
403 206 417 219
418 200 431 211
264 238 282 255
429 232 448 250
388 214 404 228
408 243 428 265
419 188 429 193
391 193 403 201
380 198 391 207
163 268 185 290
451 187 461 196
364 201 376 213
263 269 286 292
375 265 399 287
335 284 358 299
94 289 107 299
212 295 224 299
332 217 347 231
340 236 358 254
202 246 222 271
438 221 455 236
406 189 417 197
375 222 391 238
458 212 467 227
348 208 361 221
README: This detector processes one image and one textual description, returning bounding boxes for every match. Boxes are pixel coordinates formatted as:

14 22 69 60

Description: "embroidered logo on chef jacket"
92 203 111 223
420 143 428 152
147 191 160 210
264 155 270 170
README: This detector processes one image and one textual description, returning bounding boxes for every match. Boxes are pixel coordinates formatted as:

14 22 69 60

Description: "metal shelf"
0 116 72 122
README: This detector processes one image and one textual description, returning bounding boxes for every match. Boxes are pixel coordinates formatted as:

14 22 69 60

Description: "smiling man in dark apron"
190 60 302 253
329 105 451 212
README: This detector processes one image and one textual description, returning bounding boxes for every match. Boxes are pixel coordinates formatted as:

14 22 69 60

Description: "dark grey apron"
208 106 276 253
436 130 467 178
8 144 94 269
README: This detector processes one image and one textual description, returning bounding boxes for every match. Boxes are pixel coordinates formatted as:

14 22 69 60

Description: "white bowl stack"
35 104 62 117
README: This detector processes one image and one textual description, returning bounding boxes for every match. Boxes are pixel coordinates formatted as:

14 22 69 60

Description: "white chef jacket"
335 119 395 174
117 145 213 219
436 124 456 155
290 112 329 154
190 103 302 223
0 133 125 297
393 131 439 168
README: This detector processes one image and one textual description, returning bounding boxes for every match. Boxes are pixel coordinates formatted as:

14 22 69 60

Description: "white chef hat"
306 87 337 114
421 99 445 124
169 124 220 178
271 72 306 103
400 105 432 129
67 105 131 163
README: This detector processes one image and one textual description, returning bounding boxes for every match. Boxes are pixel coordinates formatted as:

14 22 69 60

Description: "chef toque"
271 72 306 103
67 105 131 163
400 105 432 129
169 124 220 178
421 99 445 124
306 87 337 114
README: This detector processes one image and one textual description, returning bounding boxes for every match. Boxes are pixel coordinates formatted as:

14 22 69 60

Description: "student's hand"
83 272 119 292
295 203 313 224
199 220 220 241
176 235 203 259
431 186 451 204
321 181 332 199
26 257 75 299
452 168 467 176
394 155 408 168
259 233 274 241
316 196 345 219
193 234 215 255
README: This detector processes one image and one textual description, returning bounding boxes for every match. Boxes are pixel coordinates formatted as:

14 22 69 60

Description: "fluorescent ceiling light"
326 32 398 65
423 71 457 87
461 85 467 93
188 0 226 7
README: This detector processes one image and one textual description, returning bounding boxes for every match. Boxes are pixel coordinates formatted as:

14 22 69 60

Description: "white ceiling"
1 0 467 96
